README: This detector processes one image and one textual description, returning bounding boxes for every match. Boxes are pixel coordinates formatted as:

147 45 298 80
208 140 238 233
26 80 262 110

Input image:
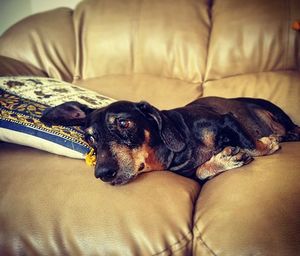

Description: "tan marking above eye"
85 127 95 135
108 115 116 124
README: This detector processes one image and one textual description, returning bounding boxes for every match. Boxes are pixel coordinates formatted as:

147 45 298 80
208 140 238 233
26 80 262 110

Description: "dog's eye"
117 119 133 130
85 134 96 145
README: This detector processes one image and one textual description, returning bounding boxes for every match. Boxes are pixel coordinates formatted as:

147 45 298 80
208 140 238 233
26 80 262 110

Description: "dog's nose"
95 166 117 182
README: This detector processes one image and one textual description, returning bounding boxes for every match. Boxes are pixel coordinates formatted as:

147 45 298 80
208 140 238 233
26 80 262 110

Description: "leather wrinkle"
129 0 143 73
55 10 76 80
27 23 74 81
28 31 58 79
151 230 193 256
74 6 85 81
285 0 291 70
193 224 218 256
192 186 218 256
203 0 213 82
28 31 44 70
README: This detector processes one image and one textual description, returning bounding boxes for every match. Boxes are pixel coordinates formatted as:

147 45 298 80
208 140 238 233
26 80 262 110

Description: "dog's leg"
196 135 281 180
196 147 253 180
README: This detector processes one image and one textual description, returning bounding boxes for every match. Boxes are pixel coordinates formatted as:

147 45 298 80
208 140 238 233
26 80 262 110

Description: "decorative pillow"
0 77 116 159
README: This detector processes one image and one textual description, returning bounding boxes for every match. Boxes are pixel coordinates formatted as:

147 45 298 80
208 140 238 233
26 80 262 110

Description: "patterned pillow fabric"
0 77 115 159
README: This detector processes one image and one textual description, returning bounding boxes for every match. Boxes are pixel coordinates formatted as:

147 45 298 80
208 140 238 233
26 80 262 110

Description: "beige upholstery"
193 142 300 255
0 0 299 255
205 0 300 80
73 0 210 82
0 143 200 255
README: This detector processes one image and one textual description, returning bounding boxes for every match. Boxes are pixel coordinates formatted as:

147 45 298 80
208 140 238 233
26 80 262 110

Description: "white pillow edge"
0 128 85 159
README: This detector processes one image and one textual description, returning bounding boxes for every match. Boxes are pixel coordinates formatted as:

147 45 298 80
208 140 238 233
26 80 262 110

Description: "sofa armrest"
0 8 76 82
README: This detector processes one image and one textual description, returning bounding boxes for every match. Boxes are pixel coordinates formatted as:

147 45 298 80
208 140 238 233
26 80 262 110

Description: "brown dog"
41 97 300 185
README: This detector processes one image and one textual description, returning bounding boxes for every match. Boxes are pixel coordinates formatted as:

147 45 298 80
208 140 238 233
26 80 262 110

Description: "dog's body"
41 97 300 185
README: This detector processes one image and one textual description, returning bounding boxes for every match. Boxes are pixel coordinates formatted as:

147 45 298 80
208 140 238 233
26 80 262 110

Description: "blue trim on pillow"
0 119 90 155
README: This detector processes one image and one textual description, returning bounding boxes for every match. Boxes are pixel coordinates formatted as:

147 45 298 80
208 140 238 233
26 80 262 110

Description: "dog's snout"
93 146 119 182
95 165 117 182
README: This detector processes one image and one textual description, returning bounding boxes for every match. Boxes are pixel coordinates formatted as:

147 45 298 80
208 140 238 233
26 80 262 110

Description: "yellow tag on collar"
85 148 97 166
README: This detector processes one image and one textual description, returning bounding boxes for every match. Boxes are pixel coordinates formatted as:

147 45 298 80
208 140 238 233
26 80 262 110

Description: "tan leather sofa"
1 0 300 255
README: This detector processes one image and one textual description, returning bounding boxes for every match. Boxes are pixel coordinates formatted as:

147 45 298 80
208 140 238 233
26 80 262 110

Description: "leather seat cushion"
193 142 300 255
0 143 201 255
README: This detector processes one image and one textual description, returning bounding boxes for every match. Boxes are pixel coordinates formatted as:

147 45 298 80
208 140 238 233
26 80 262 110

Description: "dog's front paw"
216 146 253 168
196 146 253 180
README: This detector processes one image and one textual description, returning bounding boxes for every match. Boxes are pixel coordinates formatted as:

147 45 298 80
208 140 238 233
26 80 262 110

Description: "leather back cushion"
73 0 210 82
205 0 300 80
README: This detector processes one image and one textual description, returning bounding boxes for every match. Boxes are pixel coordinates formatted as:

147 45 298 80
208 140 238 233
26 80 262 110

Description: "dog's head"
41 101 186 185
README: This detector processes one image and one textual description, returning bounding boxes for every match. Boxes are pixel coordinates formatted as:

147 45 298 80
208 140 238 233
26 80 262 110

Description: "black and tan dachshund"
41 97 300 185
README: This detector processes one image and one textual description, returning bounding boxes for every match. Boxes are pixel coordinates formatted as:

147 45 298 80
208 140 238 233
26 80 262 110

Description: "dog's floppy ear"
136 101 186 152
41 101 94 126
